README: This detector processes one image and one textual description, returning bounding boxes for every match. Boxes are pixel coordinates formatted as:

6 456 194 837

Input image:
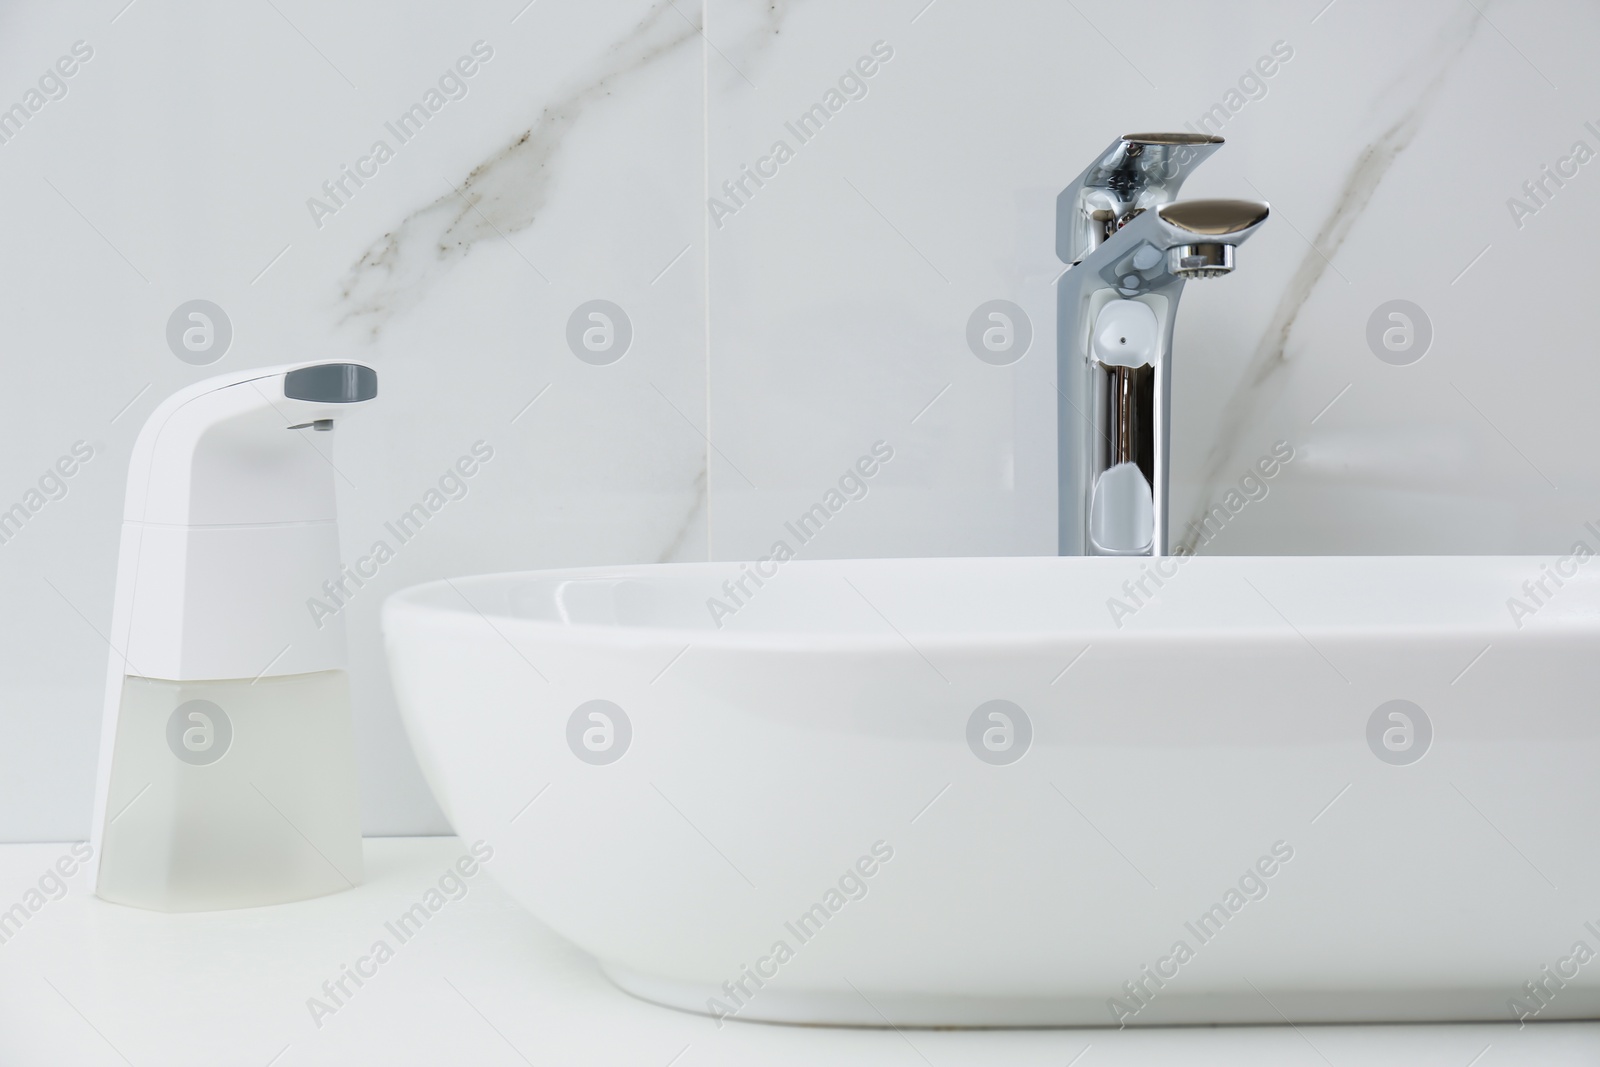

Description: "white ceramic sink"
383 556 1600 1027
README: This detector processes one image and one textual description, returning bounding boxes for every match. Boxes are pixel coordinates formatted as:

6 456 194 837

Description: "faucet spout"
1056 136 1268 558
1078 198 1270 294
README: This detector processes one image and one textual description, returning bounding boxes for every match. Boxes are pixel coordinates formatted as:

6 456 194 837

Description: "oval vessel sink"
383 556 1600 1027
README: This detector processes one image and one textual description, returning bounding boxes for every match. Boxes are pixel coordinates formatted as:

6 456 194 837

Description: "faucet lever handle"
1057 132 1224 264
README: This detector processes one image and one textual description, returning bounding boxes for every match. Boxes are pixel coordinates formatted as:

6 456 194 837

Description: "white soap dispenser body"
90 362 377 912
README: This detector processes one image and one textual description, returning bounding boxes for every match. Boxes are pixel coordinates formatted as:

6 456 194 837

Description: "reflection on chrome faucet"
1056 134 1270 556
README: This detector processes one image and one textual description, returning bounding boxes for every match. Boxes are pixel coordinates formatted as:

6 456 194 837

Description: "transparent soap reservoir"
96 670 363 911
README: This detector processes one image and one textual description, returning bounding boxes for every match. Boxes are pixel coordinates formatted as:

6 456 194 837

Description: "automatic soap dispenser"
89 362 377 911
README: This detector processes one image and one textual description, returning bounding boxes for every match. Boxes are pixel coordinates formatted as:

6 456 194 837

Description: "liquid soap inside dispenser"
98 672 361 910
90 362 377 912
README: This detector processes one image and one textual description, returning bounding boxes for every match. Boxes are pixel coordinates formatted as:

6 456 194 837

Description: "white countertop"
1 838 1596 1066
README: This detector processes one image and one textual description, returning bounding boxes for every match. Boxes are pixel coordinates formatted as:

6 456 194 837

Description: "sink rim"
382 555 1576 649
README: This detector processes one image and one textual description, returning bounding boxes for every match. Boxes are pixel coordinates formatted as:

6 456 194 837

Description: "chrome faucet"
1056 133 1269 556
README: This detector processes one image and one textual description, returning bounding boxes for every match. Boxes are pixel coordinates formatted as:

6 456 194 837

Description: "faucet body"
1056 134 1268 556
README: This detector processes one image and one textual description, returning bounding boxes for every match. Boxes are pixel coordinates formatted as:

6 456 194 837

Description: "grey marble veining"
336 1 702 337
1175 5 1483 553
656 465 709 563
714 0 796 80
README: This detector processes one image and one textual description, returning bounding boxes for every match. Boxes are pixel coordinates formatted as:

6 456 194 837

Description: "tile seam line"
702 0 714 560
